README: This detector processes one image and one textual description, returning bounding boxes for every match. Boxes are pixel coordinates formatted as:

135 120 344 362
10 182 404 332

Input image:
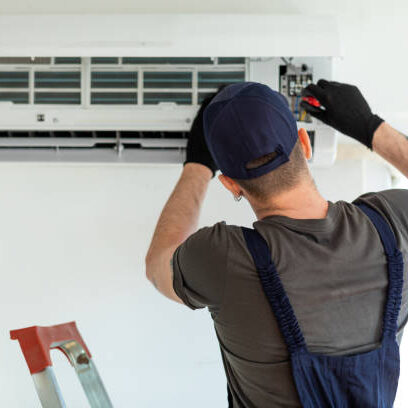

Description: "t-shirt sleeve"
172 222 229 311
353 189 408 249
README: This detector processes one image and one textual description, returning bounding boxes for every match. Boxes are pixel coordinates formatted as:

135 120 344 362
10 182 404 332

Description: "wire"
295 96 300 112
281 57 294 66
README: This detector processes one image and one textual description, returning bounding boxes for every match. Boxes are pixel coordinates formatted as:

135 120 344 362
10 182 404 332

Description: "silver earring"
234 194 242 202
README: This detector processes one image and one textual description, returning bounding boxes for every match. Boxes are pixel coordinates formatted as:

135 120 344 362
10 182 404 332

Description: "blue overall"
232 203 404 408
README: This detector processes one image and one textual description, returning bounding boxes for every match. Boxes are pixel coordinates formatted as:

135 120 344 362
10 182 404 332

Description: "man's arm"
145 92 219 302
145 164 212 303
372 122 408 178
301 80 408 178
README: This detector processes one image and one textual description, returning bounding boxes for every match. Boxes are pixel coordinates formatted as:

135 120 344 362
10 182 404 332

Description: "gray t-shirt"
172 189 408 407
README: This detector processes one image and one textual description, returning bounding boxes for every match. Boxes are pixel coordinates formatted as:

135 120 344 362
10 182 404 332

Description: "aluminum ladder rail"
10 321 113 408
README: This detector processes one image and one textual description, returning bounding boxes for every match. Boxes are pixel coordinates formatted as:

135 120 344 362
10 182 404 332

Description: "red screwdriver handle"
302 96 321 108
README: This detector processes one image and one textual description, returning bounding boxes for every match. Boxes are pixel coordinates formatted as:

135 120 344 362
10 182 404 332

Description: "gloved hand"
300 80 384 149
184 91 221 177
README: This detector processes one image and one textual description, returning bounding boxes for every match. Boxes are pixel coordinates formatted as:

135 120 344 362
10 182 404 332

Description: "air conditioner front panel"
0 105 196 132
0 148 186 164
0 15 341 58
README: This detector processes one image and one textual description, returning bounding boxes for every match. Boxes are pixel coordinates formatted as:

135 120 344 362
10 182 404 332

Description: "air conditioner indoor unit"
0 14 340 165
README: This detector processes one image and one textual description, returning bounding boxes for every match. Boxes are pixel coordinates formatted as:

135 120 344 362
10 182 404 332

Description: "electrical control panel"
279 63 313 122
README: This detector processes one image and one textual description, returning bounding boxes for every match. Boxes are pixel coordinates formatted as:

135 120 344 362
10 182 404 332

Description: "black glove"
184 92 220 177
300 80 384 149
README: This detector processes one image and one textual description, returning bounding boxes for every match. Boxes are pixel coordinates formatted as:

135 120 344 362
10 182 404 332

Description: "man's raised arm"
372 122 408 178
300 80 408 178
145 92 219 302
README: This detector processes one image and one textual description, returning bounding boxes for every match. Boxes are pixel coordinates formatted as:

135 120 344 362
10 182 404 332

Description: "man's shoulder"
172 222 247 310
353 189 408 245
356 188 408 204
353 189 408 216
188 221 244 245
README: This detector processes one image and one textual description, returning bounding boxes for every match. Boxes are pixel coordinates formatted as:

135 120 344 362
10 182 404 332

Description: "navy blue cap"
203 82 298 179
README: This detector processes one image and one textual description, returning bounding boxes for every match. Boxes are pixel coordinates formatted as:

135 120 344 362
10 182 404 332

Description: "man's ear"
218 174 243 197
298 128 312 160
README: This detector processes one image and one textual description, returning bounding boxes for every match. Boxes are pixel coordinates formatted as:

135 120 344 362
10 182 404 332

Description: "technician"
145 80 408 407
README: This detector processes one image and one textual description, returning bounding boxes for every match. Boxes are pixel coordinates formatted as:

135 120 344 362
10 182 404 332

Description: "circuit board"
279 64 313 122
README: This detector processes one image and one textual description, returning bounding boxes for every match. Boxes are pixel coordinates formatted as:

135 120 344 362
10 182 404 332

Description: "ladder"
10 321 113 408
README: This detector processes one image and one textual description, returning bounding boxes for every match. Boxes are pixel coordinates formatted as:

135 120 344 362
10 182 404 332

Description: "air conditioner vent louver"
91 92 138 105
0 56 247 162
0 57 51 65
143 71 192 89
218 57 246 64
34 92 81 105
54 57 81 64
198 71 245 88
0 92 28 104
143 92 192 105
0 57 246 106
0 56 253 163
91 57 119 64
34 72 81 89
0 71 29 88
91 72 138 89
122 57 215 65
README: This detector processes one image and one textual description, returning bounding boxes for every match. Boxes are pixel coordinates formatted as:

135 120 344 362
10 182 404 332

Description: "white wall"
1 163 254 407
1 1 408 406
0 159 395 407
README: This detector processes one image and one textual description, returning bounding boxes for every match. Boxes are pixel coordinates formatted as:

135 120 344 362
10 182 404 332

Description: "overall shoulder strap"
241 227 306 354
355 203 404 339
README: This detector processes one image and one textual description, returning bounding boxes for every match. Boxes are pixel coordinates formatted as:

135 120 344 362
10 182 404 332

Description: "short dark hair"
234 139 309 200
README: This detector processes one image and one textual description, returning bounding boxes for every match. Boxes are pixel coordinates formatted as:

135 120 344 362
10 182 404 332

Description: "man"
145 80 408 407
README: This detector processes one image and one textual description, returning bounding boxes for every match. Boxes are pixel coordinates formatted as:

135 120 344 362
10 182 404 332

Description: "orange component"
10 321 91 374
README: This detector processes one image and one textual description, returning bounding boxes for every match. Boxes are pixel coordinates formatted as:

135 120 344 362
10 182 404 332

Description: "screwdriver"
301 96 321 108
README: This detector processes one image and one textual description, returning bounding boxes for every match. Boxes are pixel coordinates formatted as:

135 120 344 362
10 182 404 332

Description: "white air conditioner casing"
0 14 340 166
0 15 340 58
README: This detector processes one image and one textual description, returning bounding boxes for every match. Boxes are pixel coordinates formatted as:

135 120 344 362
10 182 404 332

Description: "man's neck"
250 180 329 221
